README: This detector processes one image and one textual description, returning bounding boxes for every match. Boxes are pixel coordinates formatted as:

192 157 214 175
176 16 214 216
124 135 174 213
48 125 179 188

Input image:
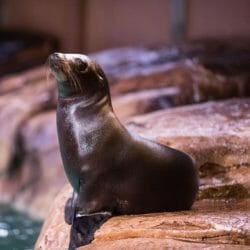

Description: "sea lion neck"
58 94 113 118
57 80 77 97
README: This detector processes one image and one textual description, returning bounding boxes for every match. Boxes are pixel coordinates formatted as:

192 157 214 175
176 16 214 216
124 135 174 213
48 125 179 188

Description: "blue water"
0 204 42 250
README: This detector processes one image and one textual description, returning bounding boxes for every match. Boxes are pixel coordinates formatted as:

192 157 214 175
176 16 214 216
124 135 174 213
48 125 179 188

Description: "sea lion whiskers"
62 60 71 73
68 69 84 93
44 57 53 83
65 67 77 90
72 69 84 93
46 67 53 83
61 61 79 92
65 59 85 93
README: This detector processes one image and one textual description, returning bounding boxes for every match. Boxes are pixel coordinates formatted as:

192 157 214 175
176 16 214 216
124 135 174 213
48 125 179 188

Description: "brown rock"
94 44 250 119
35 188 250 249
111 61 249 121
35 98 250 249
0 79 55 174
0 111 66 219
92 43 250 97
112 87 181 122
0 66 48 95
110 62 230 97
91 40 250 80
126 98 250 197
80 238 249 250
35 184 71 250
81 199 250 249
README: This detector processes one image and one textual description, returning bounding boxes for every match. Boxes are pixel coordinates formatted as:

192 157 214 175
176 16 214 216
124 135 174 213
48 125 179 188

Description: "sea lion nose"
48 52 63 68
49 52 60 61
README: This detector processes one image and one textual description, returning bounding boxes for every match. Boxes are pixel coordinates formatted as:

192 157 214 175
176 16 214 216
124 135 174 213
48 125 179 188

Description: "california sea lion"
49 52 199 247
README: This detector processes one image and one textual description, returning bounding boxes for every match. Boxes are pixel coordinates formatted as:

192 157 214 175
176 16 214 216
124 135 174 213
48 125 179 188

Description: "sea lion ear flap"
97 73 104 81
93 62 106 82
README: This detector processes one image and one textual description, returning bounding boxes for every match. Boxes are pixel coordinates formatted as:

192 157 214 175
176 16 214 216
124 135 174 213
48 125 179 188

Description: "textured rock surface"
35 98 250 249
0 111 66 219
126 98 250 198
91 43 250 97
36 184 250 249
0 66 49 95
0 80 55 174
81 199 250 249
91 40 250 80
112 87 181 122
35 184 71 250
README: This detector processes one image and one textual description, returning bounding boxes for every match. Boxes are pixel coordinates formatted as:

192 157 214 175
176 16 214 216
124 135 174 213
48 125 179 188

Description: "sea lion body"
50 53 199 215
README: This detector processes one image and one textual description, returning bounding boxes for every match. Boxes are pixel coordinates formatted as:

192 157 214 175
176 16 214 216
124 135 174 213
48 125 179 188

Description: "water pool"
0 204 42 250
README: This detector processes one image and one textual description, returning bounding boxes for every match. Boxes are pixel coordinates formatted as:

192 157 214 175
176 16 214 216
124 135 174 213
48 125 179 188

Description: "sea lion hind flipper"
68 211 112 250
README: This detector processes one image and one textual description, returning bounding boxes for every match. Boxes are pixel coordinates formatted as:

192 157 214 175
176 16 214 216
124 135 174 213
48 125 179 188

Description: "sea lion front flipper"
64 191 79 225
68 211 112 250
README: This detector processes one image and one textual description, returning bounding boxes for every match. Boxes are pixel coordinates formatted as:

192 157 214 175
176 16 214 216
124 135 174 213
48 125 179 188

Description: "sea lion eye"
75 58 88 73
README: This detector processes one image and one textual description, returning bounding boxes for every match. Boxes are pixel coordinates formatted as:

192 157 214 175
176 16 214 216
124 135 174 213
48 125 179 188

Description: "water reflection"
0 204 42 250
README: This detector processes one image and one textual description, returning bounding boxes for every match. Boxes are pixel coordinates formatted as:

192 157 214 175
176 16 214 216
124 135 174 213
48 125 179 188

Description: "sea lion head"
49 53 111 103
